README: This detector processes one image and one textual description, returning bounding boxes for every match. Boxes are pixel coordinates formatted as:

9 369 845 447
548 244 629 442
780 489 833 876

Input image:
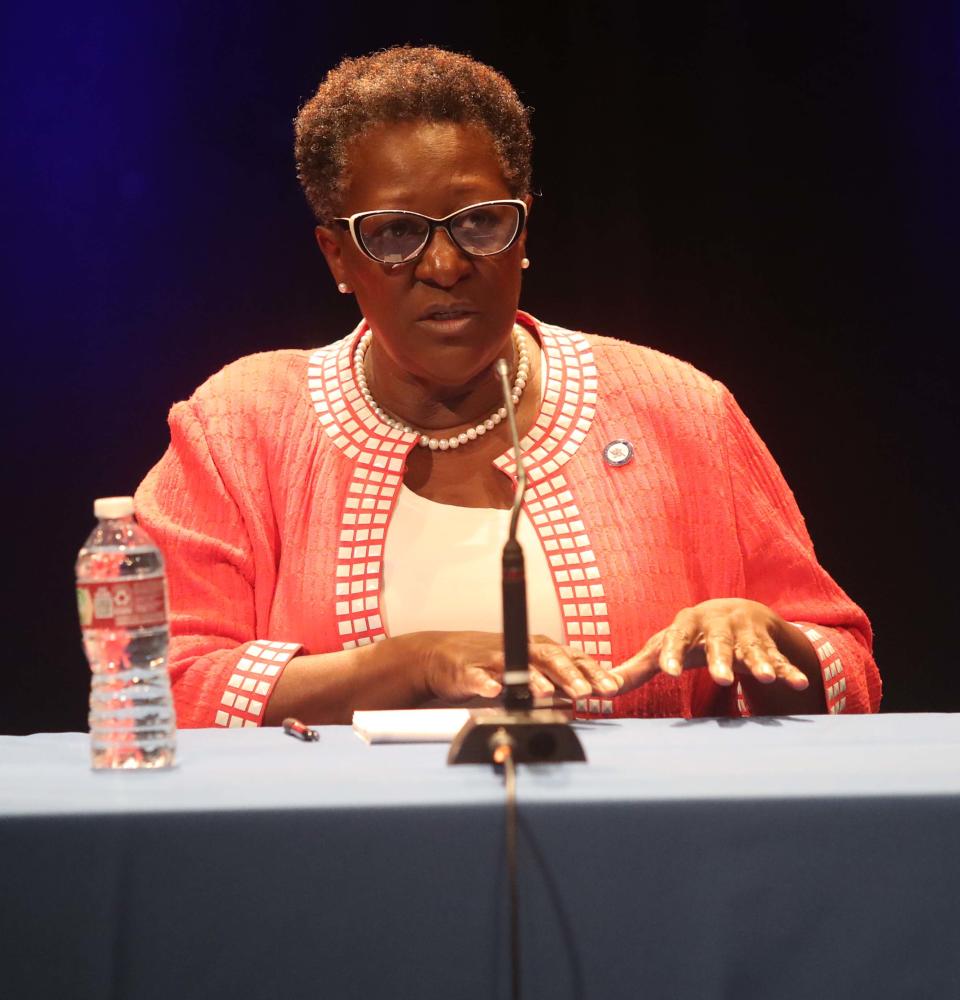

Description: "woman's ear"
315 225 348 288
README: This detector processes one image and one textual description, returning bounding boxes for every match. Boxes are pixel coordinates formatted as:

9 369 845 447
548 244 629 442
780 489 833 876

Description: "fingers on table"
659 610 700 679
610 630 664 692
733 629 809 689
611 606 812 695
462 665 503 698
702 621 736 686
530 639 619 698
528 667 555 698
568 647 621 696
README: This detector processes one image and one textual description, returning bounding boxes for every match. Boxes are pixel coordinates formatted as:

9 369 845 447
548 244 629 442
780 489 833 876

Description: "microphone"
447 348 586 766
495 358 533 713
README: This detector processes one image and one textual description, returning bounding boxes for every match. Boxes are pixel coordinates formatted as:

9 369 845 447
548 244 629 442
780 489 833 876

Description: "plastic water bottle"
76 496 177 769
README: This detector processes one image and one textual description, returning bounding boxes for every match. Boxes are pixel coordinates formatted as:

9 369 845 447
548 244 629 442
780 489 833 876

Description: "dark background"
3 2 957 733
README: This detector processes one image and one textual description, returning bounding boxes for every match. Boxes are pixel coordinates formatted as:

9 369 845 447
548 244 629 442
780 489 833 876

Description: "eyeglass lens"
357 203 521 264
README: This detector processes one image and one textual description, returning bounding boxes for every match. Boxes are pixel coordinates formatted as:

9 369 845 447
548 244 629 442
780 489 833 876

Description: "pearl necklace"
354 326 530 451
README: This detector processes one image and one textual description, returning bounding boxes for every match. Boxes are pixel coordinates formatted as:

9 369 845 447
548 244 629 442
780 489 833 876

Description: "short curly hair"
294 46 533 223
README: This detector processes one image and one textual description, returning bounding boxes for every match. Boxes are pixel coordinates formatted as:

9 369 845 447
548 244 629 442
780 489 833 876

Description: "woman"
135 46 880 727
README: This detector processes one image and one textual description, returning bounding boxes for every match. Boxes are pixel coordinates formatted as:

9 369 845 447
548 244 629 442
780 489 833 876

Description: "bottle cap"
94 496 135 519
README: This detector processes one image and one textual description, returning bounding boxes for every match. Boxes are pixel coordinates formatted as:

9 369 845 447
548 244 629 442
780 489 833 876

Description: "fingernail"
665 658 682 677
600 676 619 693
574 679 591 696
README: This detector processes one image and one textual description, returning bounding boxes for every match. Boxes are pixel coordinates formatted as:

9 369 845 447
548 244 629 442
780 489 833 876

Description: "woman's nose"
413 227 472 287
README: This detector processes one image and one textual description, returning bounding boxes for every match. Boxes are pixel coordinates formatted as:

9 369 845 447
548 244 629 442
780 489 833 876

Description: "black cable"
504 750 520 1000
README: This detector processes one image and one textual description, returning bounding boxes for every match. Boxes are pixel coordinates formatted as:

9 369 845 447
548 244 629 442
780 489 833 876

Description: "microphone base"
447 710 587 765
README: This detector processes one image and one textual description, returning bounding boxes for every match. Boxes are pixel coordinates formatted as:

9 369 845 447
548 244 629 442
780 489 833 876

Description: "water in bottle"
76 496 177 769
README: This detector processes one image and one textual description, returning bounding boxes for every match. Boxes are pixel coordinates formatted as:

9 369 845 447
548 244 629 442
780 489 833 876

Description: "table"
2 714 959 999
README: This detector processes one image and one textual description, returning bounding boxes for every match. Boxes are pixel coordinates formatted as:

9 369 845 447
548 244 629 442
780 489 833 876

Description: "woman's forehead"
341 120 511 212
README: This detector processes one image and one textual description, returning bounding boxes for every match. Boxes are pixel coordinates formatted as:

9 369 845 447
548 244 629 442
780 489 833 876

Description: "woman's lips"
416 309 479 333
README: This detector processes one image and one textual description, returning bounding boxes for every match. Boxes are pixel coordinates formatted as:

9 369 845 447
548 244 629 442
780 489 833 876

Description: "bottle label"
77 577 167 631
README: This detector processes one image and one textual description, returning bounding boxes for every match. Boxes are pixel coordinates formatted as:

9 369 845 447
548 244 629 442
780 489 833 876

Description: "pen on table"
283 717 320 742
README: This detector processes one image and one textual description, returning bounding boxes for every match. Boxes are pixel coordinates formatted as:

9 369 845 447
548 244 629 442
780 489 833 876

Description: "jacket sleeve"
134 398 300 728
714 381 881 714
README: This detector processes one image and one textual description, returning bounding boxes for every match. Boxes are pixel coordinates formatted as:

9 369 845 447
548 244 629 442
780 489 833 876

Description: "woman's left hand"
611 599 823 710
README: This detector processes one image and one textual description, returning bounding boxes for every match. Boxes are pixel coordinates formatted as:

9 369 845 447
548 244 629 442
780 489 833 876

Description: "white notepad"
352 709 472 744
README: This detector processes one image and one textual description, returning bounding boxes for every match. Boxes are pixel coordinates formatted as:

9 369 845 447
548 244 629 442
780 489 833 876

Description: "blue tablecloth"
2 714 959 999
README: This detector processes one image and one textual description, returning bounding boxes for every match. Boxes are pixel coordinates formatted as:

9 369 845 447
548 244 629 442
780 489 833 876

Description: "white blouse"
381 485 565 642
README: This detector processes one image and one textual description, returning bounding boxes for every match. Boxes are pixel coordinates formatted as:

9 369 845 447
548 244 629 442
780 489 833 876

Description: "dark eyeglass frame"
333 199 528 265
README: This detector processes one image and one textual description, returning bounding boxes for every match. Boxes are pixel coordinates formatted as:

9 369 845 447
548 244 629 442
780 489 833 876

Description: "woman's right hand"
408 631 621 703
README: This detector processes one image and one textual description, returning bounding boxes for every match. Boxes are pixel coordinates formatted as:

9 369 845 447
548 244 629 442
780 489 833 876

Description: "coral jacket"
135 314 880 727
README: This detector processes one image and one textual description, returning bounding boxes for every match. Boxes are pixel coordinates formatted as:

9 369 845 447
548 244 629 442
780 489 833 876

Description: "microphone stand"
448 358 586 766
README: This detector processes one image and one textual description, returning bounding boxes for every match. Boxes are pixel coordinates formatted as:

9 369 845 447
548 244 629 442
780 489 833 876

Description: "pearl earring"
337 282 351 294
520 258 530 270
